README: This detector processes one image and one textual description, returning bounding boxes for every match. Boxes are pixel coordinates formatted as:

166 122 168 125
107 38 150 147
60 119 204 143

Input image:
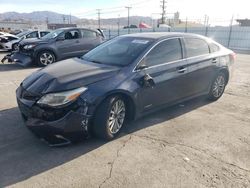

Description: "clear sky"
0 0 249 22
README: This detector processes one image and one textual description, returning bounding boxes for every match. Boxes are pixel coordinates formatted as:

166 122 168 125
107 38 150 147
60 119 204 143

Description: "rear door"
79 29 101 55
55 29 82 58
183 37 218 96
137 38 189 111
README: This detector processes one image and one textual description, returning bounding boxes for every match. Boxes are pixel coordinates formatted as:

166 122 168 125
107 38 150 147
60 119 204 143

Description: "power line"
75 0 154 17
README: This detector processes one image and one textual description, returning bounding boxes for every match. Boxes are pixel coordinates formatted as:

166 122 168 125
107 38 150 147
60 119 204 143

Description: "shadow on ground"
0 96 210 187
0 63 37 72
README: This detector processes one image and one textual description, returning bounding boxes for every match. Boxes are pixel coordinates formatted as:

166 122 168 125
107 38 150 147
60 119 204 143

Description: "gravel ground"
0 52 249 188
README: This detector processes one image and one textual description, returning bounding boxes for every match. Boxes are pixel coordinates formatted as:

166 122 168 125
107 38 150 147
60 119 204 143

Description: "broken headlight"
23 44 36 50
37 87 87 107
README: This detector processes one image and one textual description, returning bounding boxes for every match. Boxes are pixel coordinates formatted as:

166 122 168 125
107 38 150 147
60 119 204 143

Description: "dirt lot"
0 52 249 188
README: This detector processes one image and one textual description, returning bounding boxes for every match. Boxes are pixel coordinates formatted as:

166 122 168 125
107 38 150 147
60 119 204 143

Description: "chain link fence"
102 19 250 51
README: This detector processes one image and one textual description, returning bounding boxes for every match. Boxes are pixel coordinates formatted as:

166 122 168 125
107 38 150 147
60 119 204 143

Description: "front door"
137 38 189 111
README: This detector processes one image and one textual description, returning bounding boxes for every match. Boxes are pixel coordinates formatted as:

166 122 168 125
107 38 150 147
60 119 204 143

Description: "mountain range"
0 11 79 23
0 11 153 27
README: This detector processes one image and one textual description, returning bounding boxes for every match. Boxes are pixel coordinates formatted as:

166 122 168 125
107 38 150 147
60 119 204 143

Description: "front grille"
32 103 79 121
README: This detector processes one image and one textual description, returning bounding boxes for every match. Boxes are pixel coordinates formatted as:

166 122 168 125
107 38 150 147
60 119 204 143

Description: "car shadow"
0 63 37 72
0 96 210 187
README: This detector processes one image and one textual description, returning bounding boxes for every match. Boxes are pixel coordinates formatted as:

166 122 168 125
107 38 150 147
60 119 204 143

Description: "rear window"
185 38 210 57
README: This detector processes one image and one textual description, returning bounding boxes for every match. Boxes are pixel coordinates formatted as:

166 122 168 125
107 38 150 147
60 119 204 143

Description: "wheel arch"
219 67 229 85
94 90 137 122
34 48 58 61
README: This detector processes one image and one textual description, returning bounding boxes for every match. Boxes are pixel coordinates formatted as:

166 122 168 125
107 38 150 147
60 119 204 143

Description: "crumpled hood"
20 38 50 46
22 58 120 94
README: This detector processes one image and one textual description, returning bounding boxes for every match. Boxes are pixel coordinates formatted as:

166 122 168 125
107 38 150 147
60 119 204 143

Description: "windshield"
41 29 63 39
82 37 154 66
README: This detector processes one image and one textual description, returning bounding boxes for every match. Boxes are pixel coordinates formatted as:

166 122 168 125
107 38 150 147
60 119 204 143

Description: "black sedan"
16 32 235 145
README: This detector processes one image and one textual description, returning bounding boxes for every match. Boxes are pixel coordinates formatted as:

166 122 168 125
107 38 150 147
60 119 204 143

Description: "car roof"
61 27 98 32
122 32 208 40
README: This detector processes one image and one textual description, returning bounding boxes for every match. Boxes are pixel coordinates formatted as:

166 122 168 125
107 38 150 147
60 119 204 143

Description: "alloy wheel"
40 52 54 66
108 99 126 134
212 75 225 98
13 44 19 51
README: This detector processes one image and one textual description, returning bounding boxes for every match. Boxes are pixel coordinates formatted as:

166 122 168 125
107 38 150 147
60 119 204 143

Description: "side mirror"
142 74 155 87
57 36 65 41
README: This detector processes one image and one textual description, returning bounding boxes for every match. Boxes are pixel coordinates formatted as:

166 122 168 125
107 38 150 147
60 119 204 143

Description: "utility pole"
62 15 66 24
160 0 166 24
117 14 120 36
205 15 209 36
97 9 101 29
125 6 132 34
227 15 234 48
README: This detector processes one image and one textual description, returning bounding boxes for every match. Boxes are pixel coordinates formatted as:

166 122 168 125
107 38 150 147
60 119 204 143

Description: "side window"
209 43 220 53
26 31 39 39
40 32 49 37
64 30 80 40
185 38 209 57
81 30 97 38
145 38 182 67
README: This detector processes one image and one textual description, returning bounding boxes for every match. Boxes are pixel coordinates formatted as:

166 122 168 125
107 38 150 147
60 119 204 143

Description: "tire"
37 51 55 67
93 96 127 140
12 43 19 51
208 72 227 101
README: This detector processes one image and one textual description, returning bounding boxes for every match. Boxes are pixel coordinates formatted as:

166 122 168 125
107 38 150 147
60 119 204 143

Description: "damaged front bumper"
1 52 33 66
16 87 92 146
25 110 91 146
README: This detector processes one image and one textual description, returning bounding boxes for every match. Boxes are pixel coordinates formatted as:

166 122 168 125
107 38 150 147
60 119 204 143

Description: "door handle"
177 67 187 73
212 58 218 63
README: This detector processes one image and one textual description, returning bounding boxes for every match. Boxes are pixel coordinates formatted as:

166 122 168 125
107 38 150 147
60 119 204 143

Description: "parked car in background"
1 30 50 51
5 27 105 66
0 32 19 50
16 32 235 145
0 31 12 36
9 29 23 35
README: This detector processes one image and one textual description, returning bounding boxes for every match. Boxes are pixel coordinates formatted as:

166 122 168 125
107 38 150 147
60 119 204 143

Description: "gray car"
4 28 105 66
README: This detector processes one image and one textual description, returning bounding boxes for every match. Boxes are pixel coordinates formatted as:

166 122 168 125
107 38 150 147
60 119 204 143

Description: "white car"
0 30 50 51
0 32 19 50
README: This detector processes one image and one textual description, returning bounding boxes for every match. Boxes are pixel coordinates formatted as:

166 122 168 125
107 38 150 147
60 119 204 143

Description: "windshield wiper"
91 60 104 64
81 57 103 65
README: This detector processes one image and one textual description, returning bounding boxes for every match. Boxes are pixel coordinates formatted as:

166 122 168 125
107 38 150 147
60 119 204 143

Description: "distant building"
47 23 77 30
236 19 250 26
0 21 30 30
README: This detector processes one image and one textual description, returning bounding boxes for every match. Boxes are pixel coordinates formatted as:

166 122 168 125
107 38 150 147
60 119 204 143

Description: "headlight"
37 87 87 107
23 44 36 50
